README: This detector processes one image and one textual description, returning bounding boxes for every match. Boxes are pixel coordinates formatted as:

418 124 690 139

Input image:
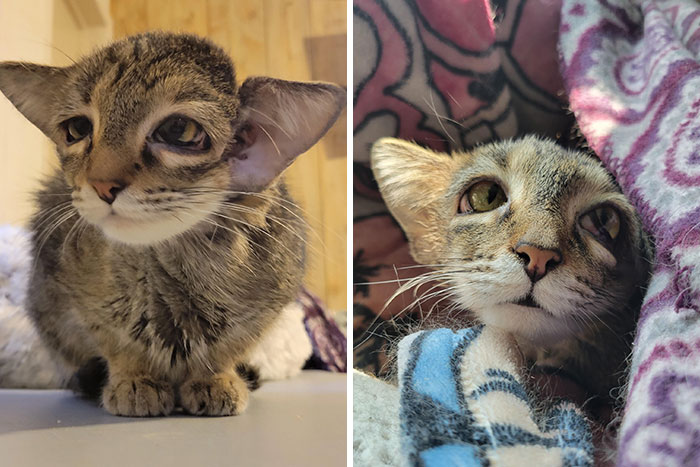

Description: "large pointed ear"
371 138 456 264
227 76 345 191
0 62 67 137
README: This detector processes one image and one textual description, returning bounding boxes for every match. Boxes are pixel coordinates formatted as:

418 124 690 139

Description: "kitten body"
31 174 305 412
371 137 650 397
0 32 344 416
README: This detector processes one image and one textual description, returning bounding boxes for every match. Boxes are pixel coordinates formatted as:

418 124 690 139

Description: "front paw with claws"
102 376 175 416
179 373 249 416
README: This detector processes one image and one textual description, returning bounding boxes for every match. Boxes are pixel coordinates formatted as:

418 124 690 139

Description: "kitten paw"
102 376 175 417
179 373 249 416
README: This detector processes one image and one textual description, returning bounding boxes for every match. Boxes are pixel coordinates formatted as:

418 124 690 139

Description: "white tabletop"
0 370 347 467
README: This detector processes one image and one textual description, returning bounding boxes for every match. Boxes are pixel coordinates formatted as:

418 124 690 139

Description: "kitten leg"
101 358 175 417
179 370 249 416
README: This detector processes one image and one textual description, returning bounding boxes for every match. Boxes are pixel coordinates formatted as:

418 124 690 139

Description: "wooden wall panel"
110 0 347 310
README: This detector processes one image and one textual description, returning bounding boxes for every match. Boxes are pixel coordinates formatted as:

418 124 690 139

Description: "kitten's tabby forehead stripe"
71 32 239 146
130 36 142 61
480 144 509 169
110 62 127 89
80 33 237 99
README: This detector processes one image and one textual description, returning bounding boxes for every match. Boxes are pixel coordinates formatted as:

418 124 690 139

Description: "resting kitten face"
372 137 650 345
0 32 343 245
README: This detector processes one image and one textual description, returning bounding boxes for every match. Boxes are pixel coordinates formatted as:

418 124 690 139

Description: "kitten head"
372 137 650 344
0 32 344 245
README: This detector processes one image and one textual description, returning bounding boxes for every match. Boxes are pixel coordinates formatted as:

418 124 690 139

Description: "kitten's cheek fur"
452 258 529 309
589 240 617 268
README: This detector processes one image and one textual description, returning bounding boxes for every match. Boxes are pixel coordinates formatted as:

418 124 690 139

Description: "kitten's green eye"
579 206 620 243
63 117 92 144
153 116 209 150
459 181 507 213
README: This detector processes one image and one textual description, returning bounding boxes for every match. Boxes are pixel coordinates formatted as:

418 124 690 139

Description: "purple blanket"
560 1 700 464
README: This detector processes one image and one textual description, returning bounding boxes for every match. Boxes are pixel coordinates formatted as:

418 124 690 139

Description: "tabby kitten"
371 137 650 397
0 32 344 416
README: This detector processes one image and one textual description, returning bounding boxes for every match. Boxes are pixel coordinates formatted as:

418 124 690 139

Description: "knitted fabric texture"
560 1 700 464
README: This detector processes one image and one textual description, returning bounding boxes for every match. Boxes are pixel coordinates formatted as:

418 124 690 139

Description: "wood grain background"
110 0 347 310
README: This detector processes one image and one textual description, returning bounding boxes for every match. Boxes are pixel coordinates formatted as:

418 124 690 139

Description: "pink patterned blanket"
354 0 570 375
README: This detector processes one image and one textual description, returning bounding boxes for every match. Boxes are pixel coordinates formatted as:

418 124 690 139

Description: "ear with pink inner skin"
227 76 345 192
0 62 67 139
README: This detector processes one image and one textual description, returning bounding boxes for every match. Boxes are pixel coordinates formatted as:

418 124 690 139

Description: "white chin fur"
475 304 578 345
98 213 203 245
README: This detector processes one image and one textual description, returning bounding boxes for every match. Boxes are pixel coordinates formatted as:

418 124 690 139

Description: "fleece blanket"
353 326 596 467
354 0 700 465
399 326 593 466
560 1 700 465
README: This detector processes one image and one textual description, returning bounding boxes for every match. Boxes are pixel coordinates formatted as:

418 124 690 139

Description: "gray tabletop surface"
0 370 347 467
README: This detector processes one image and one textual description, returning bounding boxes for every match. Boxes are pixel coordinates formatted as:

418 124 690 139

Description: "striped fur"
372 137 651 398
0 32 344 416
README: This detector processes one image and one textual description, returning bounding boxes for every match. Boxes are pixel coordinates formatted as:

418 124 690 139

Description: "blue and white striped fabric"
398 326 594 466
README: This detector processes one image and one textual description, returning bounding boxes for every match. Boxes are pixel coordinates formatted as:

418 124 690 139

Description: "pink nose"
514 243 562 282
90 180 125 205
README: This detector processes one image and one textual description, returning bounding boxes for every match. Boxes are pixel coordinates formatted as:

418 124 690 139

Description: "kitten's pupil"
487 184 498 204
64 117 92 144
598 206 620 239
154 116 208 149
161 118 192 142
462 180 506 213
579 205 620 244
170 119 190 141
